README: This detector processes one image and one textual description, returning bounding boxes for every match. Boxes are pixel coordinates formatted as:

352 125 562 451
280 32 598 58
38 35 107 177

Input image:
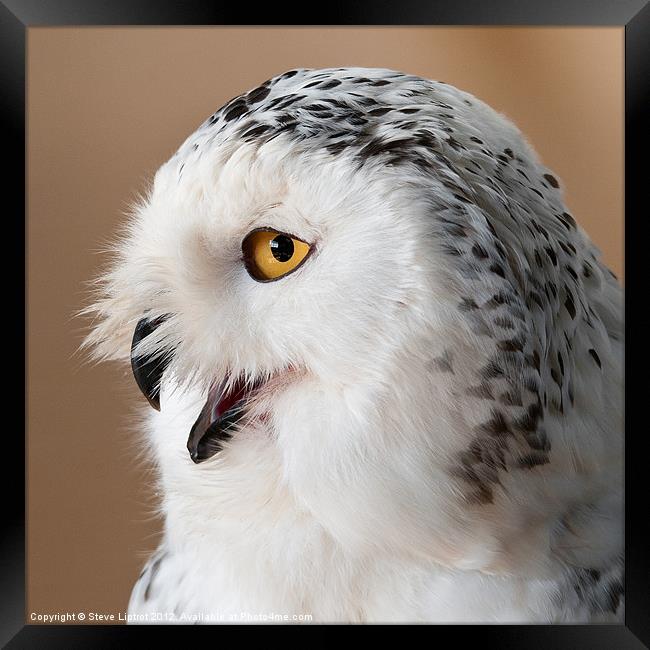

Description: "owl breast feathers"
85 67 623 623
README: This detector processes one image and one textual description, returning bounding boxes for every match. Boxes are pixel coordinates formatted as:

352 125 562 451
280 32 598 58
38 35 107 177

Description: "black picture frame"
5 0 648 646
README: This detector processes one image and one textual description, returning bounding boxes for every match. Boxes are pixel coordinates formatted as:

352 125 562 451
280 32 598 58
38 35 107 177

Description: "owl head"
84 68 619 571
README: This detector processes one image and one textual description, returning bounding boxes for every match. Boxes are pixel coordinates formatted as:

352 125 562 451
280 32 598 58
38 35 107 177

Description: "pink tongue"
215 378 249 419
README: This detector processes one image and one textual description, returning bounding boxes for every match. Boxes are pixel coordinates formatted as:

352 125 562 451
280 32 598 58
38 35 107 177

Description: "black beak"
186 383 245 464
130 316 170 411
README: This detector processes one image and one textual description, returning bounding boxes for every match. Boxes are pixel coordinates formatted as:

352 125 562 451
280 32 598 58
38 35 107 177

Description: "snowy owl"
84 67 623 623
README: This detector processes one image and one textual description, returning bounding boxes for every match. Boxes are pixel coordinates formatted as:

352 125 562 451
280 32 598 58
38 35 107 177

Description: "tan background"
27 27 623 620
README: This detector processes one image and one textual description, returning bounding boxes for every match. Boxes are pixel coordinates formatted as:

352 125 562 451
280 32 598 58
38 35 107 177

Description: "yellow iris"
242 229 312 282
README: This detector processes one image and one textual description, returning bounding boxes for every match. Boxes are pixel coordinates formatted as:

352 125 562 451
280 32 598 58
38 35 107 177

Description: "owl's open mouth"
131 315 289 465
186 375 266 464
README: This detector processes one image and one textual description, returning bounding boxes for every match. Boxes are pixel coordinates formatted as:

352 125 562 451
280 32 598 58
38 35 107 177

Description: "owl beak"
187 390 242 464
130 316 170 411
186 379 252 464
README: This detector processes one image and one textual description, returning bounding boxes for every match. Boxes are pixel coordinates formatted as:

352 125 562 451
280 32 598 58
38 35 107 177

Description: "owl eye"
242 229 312 282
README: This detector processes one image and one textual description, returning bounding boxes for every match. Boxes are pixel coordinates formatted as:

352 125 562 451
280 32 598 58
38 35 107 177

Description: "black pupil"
270 235 294 262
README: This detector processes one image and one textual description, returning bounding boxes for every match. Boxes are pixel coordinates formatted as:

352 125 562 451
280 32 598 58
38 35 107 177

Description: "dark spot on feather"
459 297 479 311
543 173 559 188
451 463 480 483
446 135 464 151
441 244 463 256
224 101 248 122
551 368 562 387
527 350 541 371
472 243 489 259
304 103 331 113
318 79 342 90
543 284 552 303
478 410 511 437
498 338 524 353
562 212 577 229
499 391 523 407
587 569 602 582
325 97 355 110
518 453 550 469
467 384 495 400
345 113 367 126
564 293 576 319
274 119 298 135
325 140 349 155
484 217 498 238
144 554 165 602
246 85 271 104
526 429 551 452
481 360 505 379
494 242 507 259
242 123 271 140
588 349 602 368
490 263 505 278
432 351 454 373
514 402 543 433
487 292 508 307
604 580 624 613
466 484 494 505
532 221 549 240
444 223 468 238
494 316 515 329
